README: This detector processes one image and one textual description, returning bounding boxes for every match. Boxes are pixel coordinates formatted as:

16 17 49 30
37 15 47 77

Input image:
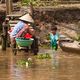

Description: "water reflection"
0 49 80 80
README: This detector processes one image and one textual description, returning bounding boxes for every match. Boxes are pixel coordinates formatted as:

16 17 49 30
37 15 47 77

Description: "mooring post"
1 34 6 50
1 19 9 50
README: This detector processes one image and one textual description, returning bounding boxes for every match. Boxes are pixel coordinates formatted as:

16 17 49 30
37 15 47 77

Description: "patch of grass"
21 0 59 7
21 0 35 6
16 59 27 66
35 53 51 59
16 58 33 67
41 44 50 49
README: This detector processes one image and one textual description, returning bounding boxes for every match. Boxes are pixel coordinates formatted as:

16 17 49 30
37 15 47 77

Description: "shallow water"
0 48 80 80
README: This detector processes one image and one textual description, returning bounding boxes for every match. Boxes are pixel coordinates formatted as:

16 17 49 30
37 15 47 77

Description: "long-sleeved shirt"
10 21 25 38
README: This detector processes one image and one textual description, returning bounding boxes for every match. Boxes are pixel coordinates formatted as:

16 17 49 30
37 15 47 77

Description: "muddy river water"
0 48 80 80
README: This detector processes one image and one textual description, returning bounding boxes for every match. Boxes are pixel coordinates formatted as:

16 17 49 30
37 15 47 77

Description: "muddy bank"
34 8 80 23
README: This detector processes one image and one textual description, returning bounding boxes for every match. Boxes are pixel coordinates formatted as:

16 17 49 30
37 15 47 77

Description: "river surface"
0 48 80 80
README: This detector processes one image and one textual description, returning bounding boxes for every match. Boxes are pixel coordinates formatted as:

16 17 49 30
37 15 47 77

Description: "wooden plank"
56 1 80 4
34 4 80 11
7 14 22 17
9 20 19 24
10 24 16 27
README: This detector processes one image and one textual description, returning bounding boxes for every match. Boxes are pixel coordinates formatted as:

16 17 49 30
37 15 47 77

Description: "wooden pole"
6 0 13 15
1 18 10 50
1 22 8 50
1 34 6 50
27 2 34 18
30 2 33 17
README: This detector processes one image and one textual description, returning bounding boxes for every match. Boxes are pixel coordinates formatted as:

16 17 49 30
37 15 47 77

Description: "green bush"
77 35 80 41
35 53 51 59
21 0 36 6
21 0 58 7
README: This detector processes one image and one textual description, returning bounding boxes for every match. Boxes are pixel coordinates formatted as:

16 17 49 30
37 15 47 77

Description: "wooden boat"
60 41 80 53
59 34 80 53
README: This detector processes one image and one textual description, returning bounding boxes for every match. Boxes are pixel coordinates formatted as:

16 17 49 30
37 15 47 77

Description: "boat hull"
60 42 80 54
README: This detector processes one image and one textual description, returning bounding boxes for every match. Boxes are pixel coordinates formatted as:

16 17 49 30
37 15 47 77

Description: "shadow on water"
0 48 80 80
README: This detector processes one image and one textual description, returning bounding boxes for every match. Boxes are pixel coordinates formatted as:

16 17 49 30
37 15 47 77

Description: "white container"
26 62 29 67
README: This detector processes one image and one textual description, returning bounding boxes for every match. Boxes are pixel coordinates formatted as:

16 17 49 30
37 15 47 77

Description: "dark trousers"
31 36 39 55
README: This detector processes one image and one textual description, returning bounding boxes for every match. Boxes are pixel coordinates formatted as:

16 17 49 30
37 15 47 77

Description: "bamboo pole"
29 2 34 18
6 0 13 15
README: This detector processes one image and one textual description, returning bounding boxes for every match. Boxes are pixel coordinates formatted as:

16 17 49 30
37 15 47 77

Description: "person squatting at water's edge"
9 13 39 55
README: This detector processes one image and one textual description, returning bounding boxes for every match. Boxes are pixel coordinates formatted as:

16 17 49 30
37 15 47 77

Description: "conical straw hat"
19 14 34 23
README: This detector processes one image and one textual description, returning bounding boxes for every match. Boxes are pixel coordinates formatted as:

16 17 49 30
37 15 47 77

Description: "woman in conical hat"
10 13 34 54
10 13 38 55
10 13 34 38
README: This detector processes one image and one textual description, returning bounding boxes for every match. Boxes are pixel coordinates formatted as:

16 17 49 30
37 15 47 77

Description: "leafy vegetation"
16 58 33 67
21 0 80 7
21 0 35 6
77 35 80 41
35 53 51 59
21 0 58 6
16 59 27 65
